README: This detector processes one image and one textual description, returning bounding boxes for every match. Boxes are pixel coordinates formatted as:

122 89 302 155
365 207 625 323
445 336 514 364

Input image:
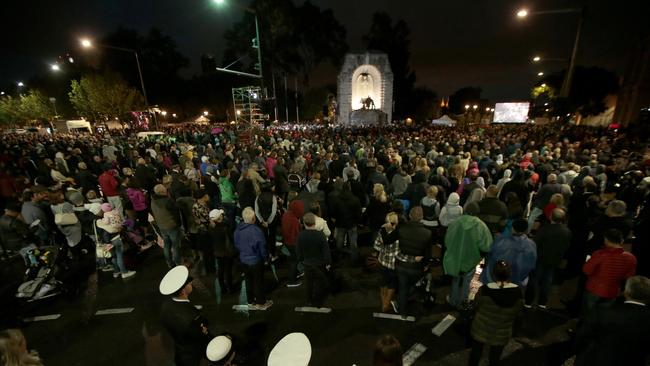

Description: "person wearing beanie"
439 192 463 227
480 218 537 287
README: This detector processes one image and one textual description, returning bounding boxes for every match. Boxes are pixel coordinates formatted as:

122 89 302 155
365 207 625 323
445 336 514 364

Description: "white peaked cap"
206 336 232 362
159 266 189 295
267 332 311 366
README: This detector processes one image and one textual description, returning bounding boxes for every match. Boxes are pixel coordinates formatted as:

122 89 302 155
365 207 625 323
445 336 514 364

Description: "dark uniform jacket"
160 299 211 366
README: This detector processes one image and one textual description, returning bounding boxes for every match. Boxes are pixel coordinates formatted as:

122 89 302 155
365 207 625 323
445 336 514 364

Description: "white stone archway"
351 65 382 110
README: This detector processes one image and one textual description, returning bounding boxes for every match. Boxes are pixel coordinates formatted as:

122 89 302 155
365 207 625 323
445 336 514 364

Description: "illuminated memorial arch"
337 52 393 125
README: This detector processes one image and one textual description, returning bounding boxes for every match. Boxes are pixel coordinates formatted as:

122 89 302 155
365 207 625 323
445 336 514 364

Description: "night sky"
1 0 648 101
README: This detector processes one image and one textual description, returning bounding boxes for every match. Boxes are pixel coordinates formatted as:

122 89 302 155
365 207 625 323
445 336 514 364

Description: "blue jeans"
335 227 358 260
110 237 128 273
525 264 555 305
449 268 476 308
527 207 543 233
160 228 181 267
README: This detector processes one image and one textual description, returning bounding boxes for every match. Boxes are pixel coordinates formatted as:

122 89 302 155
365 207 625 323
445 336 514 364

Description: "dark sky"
1 0 648 100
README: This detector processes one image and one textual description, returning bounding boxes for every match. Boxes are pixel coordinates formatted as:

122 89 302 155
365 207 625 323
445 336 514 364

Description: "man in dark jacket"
525 208 571 308
134 157 158 193
272 158 290 202
477 185 508 234
332 182 362 261
159 265 212 366
296 213 332 308
150 184 182 268
576 275 650 366
234 207 272 310
394 207 432 316
74 162 97 194
0 200 33 253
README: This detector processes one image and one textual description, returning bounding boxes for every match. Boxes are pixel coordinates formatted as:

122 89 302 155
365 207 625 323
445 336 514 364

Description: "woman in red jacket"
282 199 304 288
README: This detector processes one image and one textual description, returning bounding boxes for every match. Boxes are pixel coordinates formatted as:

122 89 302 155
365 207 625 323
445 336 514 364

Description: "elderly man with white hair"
234 207 273 310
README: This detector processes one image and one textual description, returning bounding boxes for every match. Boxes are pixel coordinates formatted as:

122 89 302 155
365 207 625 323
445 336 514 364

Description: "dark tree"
222 0 348 86
98 28 190 104
448 86 482 114
363 12 416 118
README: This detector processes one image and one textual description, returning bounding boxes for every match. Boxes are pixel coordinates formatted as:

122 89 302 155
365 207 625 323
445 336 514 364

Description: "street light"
50 64 60 71
203 111 209 116
79 37 157 129
214 0 263 81
172 113 177 118
472 105 478 110
537 72 544 76
541 83 547 87
161 110 167 116
0 91 4 95
516 7 584 97
533 56 541 62
485 107 490 112
236 109 241 115
17 82 24 87
464 105 470 110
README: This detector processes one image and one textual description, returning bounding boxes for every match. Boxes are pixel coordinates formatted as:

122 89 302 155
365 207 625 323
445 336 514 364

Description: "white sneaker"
121 271 136 279
113 272 120 278
538 304 547 309
523 303 533 309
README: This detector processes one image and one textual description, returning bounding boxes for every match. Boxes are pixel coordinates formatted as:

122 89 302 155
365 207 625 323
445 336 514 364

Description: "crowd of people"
0 121 649 365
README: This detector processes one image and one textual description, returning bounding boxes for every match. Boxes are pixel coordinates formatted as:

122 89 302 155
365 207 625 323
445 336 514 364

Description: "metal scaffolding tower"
232 86 267 143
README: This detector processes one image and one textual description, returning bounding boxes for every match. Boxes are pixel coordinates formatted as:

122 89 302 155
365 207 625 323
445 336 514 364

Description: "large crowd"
1 121 650 366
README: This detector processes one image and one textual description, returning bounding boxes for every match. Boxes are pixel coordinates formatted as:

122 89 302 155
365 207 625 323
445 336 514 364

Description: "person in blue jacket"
234 207 273 310
481 218 537 287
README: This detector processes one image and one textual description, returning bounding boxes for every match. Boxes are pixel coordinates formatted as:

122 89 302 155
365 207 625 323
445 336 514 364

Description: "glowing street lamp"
236 109 241 115
213 0 225 3
472 105 478 110
517 9 528 18
464 105 470 110
17 82 24 87
537 72 544 76
203 111 209 116
172 113 177 118
50 64 61 71
533 56 541 62
80 38 92 48
0 91 4 95
485 107 491 112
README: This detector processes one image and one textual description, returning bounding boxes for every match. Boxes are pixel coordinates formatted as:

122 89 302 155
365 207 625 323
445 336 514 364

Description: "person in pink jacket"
126 180 149 235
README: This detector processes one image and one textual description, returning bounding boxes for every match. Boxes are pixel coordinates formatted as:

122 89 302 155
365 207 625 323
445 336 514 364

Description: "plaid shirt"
374 230 399 270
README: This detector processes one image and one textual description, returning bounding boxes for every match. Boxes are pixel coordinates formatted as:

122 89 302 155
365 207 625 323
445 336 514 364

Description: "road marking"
95 307 135 315
295 306 332 313
372 312 415 322
432 314 456 336
402 343 427 366
232 305 268 311
24 314 61 322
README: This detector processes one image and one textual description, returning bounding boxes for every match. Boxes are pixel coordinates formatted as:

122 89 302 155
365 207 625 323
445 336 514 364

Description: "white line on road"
372 312 415 322
23 314 61 322
95 307 135 315
295 306 332 313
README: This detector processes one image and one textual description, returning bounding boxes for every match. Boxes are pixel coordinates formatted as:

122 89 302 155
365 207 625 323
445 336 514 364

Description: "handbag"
93 220 113 259
54 204 79 226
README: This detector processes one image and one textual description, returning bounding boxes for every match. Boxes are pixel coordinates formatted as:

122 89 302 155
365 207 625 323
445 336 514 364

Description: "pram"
15 245 62 302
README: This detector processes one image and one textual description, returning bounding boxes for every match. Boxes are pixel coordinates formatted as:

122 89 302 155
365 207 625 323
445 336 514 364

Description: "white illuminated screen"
493 102 530 123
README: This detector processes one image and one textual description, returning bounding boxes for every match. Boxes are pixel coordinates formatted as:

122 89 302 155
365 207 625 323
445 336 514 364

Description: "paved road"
15 248 577 366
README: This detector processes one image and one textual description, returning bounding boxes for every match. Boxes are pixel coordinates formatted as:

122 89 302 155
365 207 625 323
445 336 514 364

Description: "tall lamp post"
213 0 263 81
517 7 584 98
80 38 158 130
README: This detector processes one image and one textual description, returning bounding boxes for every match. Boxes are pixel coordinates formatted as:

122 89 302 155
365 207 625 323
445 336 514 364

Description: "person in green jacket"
443 203 492 308
218 170 237 228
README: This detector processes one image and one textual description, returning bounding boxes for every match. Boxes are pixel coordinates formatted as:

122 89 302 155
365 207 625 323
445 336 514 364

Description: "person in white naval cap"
267 332 312 366
159 265 212 366
206 335 236 365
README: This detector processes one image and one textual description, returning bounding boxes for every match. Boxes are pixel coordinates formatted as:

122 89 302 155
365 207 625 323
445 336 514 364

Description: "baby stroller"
15 245 62 302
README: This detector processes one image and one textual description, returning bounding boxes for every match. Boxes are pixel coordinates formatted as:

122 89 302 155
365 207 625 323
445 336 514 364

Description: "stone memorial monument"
337 52 393 125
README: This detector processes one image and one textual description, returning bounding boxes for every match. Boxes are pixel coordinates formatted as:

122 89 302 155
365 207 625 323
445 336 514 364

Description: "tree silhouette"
363 12 416 118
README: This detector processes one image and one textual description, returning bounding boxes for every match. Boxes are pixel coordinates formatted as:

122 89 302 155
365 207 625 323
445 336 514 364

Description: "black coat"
576 302 650 366
160 299 211 366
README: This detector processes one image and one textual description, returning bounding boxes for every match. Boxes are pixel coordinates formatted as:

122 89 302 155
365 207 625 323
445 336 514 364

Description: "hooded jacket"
98 170 119 197
234 222 267 265
282 200 305 247
443 214 492 276
480 233 537 286
439 192 463 227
